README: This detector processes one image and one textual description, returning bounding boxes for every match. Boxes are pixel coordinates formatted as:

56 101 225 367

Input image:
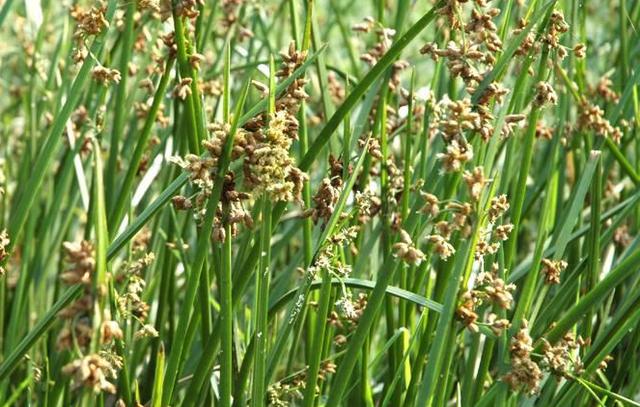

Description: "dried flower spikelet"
463 166 488 200
172 195 193 210
426 234 455 260
535 122 554 140
61 241 95 285
200 79 222 97
437 139 474 172
139 0 161 12
173 77 193 100
456 291 479 332
175 0 203 18
352 16 375 33
135 324 159 339
355 189 381 223
577 101 622 143
188 52 206 70
540 258 568 285
436 98 481 139
501 114 526 138
534 81 558 107
393 230 425 265
335 295 358 320
545 10 569 49
504 322 542 395
245 110 307 203
100 319 123 344
57 321 92 350
594 76 620 103
487 313 511 335
437 0 464 30
58 294 93 319
599 355 614 371
613 225 632 248
62 354 117 394
0 230 9 276
447 201 473 231
327 72 345 103
573 43 586 58
72 4 109 39
91 66 121 85
494 224 514 241
419 192 440 217
312 178 340 223
504 355 543 395
475 238 500 260
358 22 396 66
488 194 509 223
476 268 516 309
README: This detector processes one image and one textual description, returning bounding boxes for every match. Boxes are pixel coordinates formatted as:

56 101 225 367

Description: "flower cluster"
540 258 568 285
310 156 344 224
540 333 584 377
91 66 121 86
503 322 543 395
393 229 426 265
0 230 9 276
63 354 119 394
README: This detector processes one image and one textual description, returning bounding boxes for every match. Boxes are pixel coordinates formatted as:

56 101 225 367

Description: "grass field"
0 0 640 405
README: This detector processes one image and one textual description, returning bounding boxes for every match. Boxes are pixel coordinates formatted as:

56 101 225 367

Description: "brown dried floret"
463 166 488 200
61 241 95 286
0 230 9 276
393 229 425 265
63 354 117 394
540 258 568 285
437 139 474 172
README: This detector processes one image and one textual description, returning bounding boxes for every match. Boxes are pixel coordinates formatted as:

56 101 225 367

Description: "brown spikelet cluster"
91 66 121 85
57 241 96 351
71 3 109 38
534 81 558 107
116 253 155 322
457 263 514 333
175 0 203 19
211 172 253 243
540 333 584 377
0 230 9 276
172 42 310 239
69 3 109 63
576 100 623 143
504 322 543 395
540 258 568 285
63 354 119 394
60 240 95 287
244 110 307 202
393 229 425 265
311 156 344 224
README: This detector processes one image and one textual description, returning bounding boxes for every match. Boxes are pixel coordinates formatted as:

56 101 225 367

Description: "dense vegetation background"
0 0 639 405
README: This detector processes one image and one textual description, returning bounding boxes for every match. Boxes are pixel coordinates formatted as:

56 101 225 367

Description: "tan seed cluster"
534 81 558 107
63 354 117 394
488 194 509 223
437 139 474 172
426 234 455 260
463 166 488 201
393 229 426 265
576 100 622 143
60 241 95 286
540 333 583 377
0 230 9 276
540 258 568 285
91 66 121 85
503 321 543 395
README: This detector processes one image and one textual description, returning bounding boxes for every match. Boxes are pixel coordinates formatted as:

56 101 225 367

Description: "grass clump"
0 0 639 406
